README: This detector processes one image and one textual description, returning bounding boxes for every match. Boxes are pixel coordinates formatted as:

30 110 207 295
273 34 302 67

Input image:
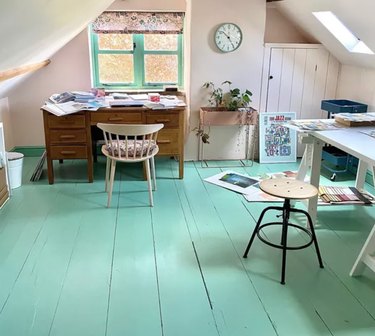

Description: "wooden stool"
243 178 324 284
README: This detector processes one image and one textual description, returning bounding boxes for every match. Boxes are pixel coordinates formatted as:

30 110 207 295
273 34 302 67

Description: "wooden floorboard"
0 157 374 335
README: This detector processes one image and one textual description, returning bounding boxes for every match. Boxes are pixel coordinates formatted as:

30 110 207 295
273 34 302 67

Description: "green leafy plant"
222 81 253 111
202 81 224 108
202 80 253 111
197 81 253 144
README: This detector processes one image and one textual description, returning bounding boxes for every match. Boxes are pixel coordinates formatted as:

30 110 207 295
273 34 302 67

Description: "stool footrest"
257 222 314 250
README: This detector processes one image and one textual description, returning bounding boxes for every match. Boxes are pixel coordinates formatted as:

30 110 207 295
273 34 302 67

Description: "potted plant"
202 80 253 110
195 81 254 144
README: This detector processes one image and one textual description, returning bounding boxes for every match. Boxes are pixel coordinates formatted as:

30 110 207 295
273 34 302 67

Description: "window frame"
90 27 184 90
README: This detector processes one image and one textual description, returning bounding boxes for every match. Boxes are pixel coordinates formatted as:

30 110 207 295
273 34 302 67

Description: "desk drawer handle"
60 135 76 139
157 140 171 144
108 117 123 121
61 151 76 155
59 121 76 125
155 119 170 123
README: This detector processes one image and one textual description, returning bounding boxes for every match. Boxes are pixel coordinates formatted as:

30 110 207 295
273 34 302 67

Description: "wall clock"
214 23 242 53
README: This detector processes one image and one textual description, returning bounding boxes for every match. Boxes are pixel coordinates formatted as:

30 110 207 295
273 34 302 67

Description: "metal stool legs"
243 199 324 284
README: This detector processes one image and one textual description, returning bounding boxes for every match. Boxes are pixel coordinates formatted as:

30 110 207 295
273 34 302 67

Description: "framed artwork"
259 112 297 163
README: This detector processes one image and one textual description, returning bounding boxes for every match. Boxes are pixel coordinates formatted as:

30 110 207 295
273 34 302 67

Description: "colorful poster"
259 112 297 163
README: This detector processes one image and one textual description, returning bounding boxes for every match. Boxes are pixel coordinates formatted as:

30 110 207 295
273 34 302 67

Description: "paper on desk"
42 100 105 116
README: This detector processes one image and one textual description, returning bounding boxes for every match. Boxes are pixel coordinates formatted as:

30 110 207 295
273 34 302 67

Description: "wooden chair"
97 123 164 207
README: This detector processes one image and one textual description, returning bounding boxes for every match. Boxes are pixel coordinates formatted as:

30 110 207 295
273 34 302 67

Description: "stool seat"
260 178 318 200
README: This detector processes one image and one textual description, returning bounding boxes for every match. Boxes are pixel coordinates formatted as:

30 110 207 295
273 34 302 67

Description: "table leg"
350 224 375 276
46 156 54 184
355 160 368 191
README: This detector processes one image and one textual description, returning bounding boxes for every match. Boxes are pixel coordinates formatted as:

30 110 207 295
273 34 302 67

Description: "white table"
297 126 375 276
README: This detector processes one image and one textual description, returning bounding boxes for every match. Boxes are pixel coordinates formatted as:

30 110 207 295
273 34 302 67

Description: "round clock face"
214 23 242 53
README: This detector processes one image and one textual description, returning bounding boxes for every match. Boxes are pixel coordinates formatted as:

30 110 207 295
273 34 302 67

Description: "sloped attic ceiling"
274 0 375 69
0 0 114 73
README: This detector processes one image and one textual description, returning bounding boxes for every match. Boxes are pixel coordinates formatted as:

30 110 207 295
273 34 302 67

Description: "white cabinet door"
260 44 340 156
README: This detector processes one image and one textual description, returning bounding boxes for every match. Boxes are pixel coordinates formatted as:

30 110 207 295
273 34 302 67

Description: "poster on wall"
259 112 297 163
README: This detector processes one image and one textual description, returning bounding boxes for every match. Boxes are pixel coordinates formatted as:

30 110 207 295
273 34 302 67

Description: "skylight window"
312 11 374 55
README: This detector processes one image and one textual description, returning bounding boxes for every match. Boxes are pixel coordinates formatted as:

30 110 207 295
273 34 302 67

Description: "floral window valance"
92 11 185 34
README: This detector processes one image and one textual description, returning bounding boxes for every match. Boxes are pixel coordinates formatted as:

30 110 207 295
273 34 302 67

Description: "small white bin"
7 152 24 189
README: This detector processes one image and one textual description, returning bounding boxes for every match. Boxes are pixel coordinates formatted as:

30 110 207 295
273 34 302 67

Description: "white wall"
265 5 317 44
0 0 114 72
337 65 375 110
187 0 265 160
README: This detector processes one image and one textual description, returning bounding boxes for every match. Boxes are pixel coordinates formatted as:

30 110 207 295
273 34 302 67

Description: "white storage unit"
260 44 340 156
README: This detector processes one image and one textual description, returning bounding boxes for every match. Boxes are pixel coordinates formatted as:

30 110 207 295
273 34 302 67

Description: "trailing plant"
193 127 210 144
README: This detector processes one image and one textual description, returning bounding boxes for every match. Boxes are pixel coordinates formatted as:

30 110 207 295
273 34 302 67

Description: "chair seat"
260 178 318 200
104 139 157 159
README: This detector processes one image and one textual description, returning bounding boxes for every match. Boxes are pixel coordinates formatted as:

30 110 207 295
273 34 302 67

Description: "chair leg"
107 159 116 208
305 211 324 269
280 208 290 285
150 156 157 191
105 157 111 192
145 159 153 207
243 207 273 258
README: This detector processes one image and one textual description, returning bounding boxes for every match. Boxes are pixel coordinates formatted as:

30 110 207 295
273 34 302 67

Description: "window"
90 11 184 90
312 11 373 55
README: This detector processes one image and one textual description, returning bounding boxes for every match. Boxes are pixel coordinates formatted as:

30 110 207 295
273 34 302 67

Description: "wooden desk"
42 106 185 184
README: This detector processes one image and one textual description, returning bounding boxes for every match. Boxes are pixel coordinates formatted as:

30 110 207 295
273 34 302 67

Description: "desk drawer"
47 114 86 129
157 129 179 154
50 146 88 159
91 112 142 124
146 113 179 128
50 129 87 144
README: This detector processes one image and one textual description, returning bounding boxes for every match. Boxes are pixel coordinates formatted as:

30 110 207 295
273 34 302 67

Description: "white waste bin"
7 152 24 189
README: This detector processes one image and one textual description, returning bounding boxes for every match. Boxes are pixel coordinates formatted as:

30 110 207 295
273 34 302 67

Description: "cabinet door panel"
310 48 329 119
267 48 283 112
278 48 295 112
290 49 307 119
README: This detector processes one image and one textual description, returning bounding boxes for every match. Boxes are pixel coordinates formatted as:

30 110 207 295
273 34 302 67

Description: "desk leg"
46 156 54 184
87 155 93 183
308 139 323 225
355 160 368 191
350 224 375 276
179 155 184 179
296 141 313 182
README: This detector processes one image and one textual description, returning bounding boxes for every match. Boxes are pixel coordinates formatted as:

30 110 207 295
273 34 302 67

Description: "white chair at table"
97 123 164 207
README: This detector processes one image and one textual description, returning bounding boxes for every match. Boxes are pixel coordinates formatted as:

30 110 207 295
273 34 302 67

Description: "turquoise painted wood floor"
0 157 375 336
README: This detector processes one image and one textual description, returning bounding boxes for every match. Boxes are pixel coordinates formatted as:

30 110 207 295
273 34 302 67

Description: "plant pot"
199 107 257 126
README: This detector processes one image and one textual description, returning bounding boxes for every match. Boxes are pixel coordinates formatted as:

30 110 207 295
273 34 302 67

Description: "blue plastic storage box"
321 99 368 114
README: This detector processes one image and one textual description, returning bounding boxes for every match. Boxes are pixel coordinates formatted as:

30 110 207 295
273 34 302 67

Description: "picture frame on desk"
259 112 297 163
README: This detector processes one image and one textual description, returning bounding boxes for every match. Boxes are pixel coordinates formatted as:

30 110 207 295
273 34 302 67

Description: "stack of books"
49 92 75 104
71 91 95 103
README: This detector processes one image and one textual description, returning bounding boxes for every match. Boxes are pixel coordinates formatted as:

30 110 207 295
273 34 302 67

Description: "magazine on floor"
204 170 260 194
